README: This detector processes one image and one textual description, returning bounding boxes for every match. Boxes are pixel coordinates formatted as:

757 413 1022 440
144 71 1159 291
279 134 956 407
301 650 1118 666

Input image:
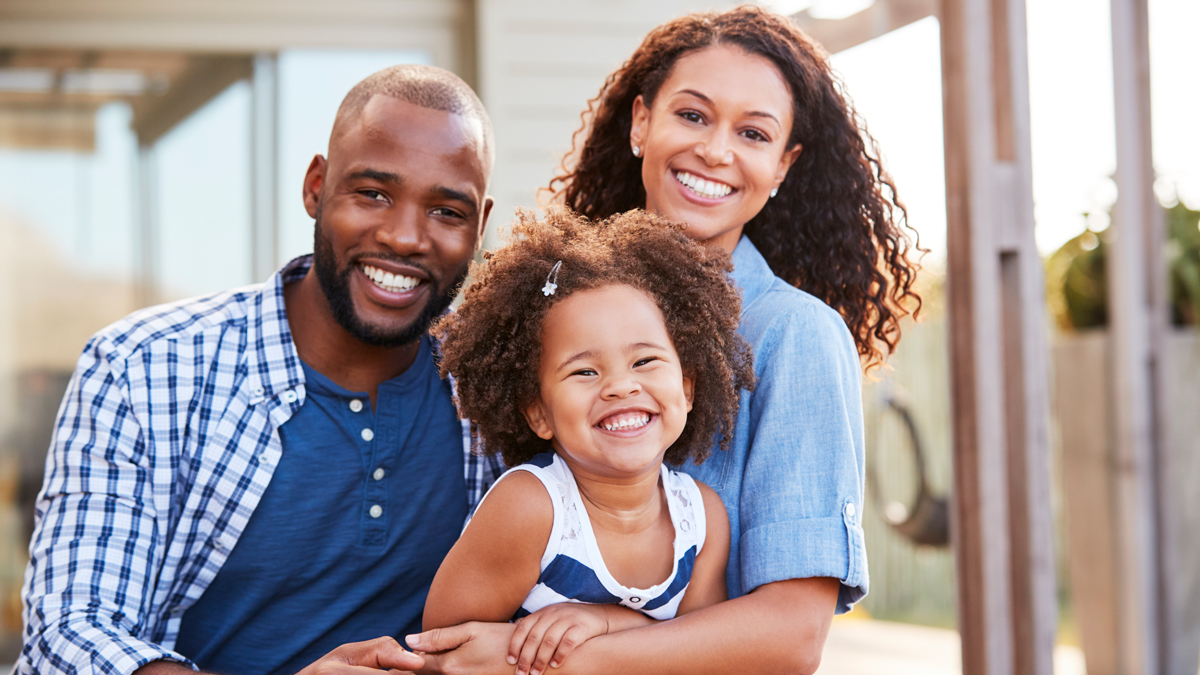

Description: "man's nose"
375 205 432 256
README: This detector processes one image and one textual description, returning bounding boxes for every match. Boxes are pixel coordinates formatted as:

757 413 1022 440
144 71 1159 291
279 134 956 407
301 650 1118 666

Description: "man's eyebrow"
432 185 479 213
675 88 782 126
346 168 401 184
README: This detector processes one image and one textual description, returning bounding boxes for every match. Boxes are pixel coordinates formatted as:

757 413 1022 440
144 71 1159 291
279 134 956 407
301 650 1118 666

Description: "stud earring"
632 145 641 158
770 187 778 198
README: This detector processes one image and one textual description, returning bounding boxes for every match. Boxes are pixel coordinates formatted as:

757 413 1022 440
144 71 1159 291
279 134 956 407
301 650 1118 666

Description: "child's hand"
507 603 610 675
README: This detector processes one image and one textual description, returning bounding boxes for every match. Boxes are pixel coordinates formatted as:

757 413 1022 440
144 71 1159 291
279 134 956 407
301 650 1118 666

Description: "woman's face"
631 44 802 253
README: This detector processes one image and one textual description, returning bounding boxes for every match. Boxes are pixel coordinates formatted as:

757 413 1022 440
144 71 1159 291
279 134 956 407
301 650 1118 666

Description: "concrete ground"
818 617 1086 675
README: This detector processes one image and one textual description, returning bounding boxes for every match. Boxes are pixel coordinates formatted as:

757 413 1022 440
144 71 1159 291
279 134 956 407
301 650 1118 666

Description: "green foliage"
1045 201 1200 330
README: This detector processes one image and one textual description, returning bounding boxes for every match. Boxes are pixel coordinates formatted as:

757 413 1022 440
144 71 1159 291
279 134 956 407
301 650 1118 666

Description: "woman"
407 7 921 674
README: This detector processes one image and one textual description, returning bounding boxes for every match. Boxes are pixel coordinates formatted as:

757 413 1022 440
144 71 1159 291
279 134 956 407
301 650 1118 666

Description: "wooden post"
940 0 1057 673
1107 0 1171 672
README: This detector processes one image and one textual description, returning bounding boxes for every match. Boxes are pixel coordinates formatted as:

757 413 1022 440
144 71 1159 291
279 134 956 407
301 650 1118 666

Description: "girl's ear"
523 399 555 440
682 375 695 413
630 95 650 153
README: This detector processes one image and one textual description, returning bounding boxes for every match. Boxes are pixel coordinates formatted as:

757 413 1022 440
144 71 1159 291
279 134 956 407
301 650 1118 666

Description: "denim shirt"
679 236 868 613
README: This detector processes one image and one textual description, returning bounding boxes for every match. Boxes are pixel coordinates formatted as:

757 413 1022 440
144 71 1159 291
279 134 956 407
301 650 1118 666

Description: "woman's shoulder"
741 280 857 363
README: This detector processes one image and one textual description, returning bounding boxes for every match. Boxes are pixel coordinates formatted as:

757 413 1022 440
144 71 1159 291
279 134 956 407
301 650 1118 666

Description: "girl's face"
524 284 694 480
630 44 803 253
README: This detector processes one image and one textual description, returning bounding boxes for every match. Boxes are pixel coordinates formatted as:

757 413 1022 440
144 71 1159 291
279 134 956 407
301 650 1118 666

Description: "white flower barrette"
542 260 563 296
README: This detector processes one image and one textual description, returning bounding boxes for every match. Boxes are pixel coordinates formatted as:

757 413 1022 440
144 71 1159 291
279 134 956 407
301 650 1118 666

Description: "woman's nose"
696 128 734 166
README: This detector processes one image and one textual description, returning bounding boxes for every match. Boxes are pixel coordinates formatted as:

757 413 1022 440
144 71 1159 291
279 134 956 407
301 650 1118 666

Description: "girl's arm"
423 471 552 630
675 482 729 615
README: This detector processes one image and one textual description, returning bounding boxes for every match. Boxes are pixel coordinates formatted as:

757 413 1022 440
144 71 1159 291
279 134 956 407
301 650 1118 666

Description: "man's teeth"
674 171 733 199
600 412 652 431
362 265 420 292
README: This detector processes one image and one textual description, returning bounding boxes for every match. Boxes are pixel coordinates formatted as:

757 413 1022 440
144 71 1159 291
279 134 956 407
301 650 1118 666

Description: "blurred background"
0 0 1195 672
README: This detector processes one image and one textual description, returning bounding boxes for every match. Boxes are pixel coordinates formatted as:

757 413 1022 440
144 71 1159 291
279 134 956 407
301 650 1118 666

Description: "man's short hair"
334 64 494 168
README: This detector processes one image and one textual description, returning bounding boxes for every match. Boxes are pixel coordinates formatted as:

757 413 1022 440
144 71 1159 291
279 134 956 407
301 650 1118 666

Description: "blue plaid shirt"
20 256 504 675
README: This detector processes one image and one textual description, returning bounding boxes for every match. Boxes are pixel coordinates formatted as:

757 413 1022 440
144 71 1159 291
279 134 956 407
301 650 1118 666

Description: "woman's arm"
675 482 729 615
423 470 552 630
410 576 838 675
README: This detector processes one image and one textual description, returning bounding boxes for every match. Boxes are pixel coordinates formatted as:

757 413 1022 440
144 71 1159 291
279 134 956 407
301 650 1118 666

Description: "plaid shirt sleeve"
20 334 194 675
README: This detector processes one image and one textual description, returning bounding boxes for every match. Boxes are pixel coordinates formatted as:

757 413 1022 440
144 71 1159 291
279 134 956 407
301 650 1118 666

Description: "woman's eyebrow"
675 88 781 126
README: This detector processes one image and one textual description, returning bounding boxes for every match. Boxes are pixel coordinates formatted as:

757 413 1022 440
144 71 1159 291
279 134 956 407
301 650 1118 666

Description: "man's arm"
21 336 192 675
134 637 424 675
410 577 839 675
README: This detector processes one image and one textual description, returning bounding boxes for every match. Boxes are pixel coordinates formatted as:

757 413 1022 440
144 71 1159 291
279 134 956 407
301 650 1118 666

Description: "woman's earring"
632 145 641 158
770 187 778 198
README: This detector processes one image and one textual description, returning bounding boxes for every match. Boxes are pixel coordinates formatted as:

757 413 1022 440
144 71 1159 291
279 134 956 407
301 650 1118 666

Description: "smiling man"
21 65 502 675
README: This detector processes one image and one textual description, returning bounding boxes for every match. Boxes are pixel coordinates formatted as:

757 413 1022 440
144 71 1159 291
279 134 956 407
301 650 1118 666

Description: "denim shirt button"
844 502 857 522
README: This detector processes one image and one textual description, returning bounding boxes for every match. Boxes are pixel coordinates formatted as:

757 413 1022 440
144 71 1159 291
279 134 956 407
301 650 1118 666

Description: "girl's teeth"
601 412 651 431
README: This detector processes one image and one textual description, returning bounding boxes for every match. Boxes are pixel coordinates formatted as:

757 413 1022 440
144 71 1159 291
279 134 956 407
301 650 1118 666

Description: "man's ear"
523 399 555 440
682 374 695 413
477 195 495 248
302 154 327 219
630 95 650 154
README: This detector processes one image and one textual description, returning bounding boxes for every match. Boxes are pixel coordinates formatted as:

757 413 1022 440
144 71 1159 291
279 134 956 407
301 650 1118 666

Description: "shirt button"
349 399 364 413
253 386 265 397
361 428 374 442
282 390 298 403
630 596 641 603
373 468 385 481
369 504 383 518
845 503 857 520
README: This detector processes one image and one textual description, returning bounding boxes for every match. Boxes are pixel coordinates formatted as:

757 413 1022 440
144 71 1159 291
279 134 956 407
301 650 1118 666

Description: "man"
21 65 502 675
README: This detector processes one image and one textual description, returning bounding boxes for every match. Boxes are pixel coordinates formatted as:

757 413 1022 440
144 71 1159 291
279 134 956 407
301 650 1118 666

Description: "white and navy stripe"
487 452 706 621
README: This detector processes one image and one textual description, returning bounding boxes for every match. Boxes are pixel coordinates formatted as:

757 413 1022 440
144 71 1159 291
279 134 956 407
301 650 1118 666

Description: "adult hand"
295 636 424 675
406 622 516 675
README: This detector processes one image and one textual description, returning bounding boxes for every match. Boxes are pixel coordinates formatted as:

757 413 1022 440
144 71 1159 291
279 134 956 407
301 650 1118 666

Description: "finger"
549 626 587 668
509 616 532 665
517 619 550 675
329 637 425 672
530 622 570 675
406 624 473 654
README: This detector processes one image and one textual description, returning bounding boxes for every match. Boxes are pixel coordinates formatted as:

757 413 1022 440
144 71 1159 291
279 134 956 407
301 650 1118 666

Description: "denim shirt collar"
730 235 776 313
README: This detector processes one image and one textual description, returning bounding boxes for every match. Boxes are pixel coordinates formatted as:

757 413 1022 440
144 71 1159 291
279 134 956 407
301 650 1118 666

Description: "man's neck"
283 269 420 407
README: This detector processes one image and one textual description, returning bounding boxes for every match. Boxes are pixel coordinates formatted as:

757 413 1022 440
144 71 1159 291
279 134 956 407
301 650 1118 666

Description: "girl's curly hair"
548 5 924 370
433 209 755 468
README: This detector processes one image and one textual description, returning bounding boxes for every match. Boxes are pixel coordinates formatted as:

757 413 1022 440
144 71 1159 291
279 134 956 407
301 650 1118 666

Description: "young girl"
424 209 755 675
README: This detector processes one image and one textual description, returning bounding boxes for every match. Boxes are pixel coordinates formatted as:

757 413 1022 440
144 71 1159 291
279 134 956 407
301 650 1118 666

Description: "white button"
349 399 364 413
253 386 265 397
373 468 386 481
361 428 374 442
369 504 383 518
845 503 857 520
282 390 298 403
629 596 641 603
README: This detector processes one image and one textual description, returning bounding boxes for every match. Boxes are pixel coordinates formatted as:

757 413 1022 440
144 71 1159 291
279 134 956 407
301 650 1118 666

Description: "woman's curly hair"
433 209 755 468
548 5 924 370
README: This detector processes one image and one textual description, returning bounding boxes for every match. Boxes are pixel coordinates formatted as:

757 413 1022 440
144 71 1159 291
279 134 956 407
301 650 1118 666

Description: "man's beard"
312 211 466 348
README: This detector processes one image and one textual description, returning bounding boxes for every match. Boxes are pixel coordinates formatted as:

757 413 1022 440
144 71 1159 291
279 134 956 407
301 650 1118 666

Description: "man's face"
303 96 493 347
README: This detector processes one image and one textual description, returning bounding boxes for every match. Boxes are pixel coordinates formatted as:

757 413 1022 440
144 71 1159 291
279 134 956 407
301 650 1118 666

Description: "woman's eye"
742 128 770 143
677 110 704 124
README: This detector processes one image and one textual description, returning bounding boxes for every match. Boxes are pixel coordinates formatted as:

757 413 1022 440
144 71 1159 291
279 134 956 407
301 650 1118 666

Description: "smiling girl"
424 209 754 675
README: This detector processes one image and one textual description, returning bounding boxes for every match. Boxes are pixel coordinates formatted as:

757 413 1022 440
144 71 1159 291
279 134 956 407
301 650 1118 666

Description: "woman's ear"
523 399 555 440
774 143 803 189
630 95 650 153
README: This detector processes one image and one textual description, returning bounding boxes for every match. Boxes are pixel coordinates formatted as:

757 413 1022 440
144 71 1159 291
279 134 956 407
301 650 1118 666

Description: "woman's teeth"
362 264 420 293
600 411 652 431
674 171 733 199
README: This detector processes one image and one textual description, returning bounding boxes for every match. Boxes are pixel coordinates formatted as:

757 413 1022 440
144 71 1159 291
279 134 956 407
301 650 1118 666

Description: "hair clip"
542 260 562 296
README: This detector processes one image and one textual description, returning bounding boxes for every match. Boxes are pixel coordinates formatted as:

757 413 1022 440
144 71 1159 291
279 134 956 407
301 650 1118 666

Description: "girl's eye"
571 368 597 377
634 357 659 368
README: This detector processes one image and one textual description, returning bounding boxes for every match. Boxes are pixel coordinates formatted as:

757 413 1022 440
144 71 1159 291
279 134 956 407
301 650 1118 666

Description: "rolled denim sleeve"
20 336 193 675
738 302 867 612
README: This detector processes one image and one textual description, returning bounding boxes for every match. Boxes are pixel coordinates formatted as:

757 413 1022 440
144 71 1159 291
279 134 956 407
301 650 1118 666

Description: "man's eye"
361 189 386 201
432 207 465 219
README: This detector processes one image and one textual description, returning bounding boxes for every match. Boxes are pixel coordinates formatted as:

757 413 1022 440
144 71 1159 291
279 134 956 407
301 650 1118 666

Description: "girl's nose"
601 375 641 399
